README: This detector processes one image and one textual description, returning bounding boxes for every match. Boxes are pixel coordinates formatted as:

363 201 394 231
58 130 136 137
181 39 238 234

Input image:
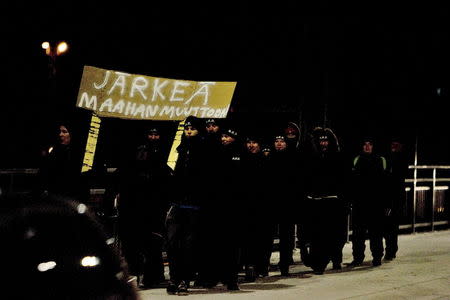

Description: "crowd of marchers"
0 115 409 298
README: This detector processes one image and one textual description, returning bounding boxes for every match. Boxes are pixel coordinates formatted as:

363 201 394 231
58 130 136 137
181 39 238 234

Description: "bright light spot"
41 42 50 49
48 146 54 154
106 238 115 245
437 88 441 96
81 256 100 267
77 203 87 214
37 261 57 272
56 41 68 55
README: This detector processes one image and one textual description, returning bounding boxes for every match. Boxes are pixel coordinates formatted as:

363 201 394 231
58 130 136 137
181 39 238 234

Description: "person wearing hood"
302 127 349 274
384 137 409 261
348 136 389 267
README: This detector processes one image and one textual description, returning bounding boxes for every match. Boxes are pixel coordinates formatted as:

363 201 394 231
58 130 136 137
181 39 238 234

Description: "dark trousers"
296 222 311 262
383 216 399 258
166 206 200 283
309 199 347 272
119 220 165 282
240 220 273 275
351 212 384 262
278 222 295 268
297 200 312 263
197 208 240 285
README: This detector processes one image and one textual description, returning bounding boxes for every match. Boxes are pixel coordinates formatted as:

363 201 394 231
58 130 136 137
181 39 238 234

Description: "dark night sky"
1 2 450 167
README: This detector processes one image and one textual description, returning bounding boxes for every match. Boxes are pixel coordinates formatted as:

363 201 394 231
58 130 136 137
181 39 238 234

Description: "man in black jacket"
303 127 348 274
268 134 299 276
118 126 173 288
349 137 388 267
384 137 409 260
165 116 206 295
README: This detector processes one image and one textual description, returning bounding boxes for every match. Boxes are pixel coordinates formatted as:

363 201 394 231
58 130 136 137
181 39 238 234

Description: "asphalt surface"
138 229 450 299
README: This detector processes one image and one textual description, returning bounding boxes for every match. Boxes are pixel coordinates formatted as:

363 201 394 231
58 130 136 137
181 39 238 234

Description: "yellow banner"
81 113 101 173
76 66 236 120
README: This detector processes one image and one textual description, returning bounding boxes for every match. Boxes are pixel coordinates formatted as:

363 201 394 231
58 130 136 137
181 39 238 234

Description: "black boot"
176 280 189 295
372 258 382 266
226 282 240 291
166 280 178 295
280 265 289 276
244 265 256 282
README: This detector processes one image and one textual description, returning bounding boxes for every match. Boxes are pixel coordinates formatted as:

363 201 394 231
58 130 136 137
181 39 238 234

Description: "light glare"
77 203 87 214
37 261 57 272
56 42 68 55
81 256 100 267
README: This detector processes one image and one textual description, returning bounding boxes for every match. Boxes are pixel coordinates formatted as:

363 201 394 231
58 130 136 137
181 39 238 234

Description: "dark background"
1 1 449 168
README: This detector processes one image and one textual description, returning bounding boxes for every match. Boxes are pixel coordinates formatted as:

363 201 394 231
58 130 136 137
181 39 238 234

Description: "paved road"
139 230 450 299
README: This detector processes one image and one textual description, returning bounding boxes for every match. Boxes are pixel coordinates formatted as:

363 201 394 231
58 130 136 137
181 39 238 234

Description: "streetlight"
41 41 69 77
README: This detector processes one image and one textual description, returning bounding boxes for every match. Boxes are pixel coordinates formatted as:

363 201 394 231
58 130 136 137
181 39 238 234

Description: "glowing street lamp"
41 41 69 77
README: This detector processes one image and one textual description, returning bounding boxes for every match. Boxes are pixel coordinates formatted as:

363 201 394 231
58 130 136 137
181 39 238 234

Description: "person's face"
221 134 235 146
319 139 329 152
184 126 198 137
246 140 260 154
391 141 403 153
147 132 160 142
59 125 71 145
274 139 287 151
284 127 298 139
363 141 373 154
206 123 219 134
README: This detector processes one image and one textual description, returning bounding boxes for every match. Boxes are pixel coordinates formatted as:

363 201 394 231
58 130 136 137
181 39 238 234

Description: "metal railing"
406 165 450 233
1 166 449 235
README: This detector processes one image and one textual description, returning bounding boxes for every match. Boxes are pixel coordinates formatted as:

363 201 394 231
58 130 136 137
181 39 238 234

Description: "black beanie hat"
184 116 200 129
205 118 217 125
223 127 238 139
147 127 159 135
274 135 286 142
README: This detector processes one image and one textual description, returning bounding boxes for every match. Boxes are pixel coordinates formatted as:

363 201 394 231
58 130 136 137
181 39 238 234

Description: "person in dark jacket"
268 134 299 276
384 137 409 260
349 137 388 267
240 134 272 281
118 126 173 289
303 127 348 274
165 116 206 295
212 125 242 290
283 121 310 267
37 122 88 203
194 117 223 288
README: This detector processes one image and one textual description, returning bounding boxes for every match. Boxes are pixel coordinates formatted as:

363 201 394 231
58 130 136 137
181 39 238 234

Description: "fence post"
432 168 436 231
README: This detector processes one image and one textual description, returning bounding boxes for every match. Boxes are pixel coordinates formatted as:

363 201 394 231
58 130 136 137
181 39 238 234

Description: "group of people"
7 115 408 297
104 116 409 295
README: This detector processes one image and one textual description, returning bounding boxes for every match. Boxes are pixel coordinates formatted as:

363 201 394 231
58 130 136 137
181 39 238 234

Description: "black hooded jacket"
351 152 389 214
173 135 206 207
